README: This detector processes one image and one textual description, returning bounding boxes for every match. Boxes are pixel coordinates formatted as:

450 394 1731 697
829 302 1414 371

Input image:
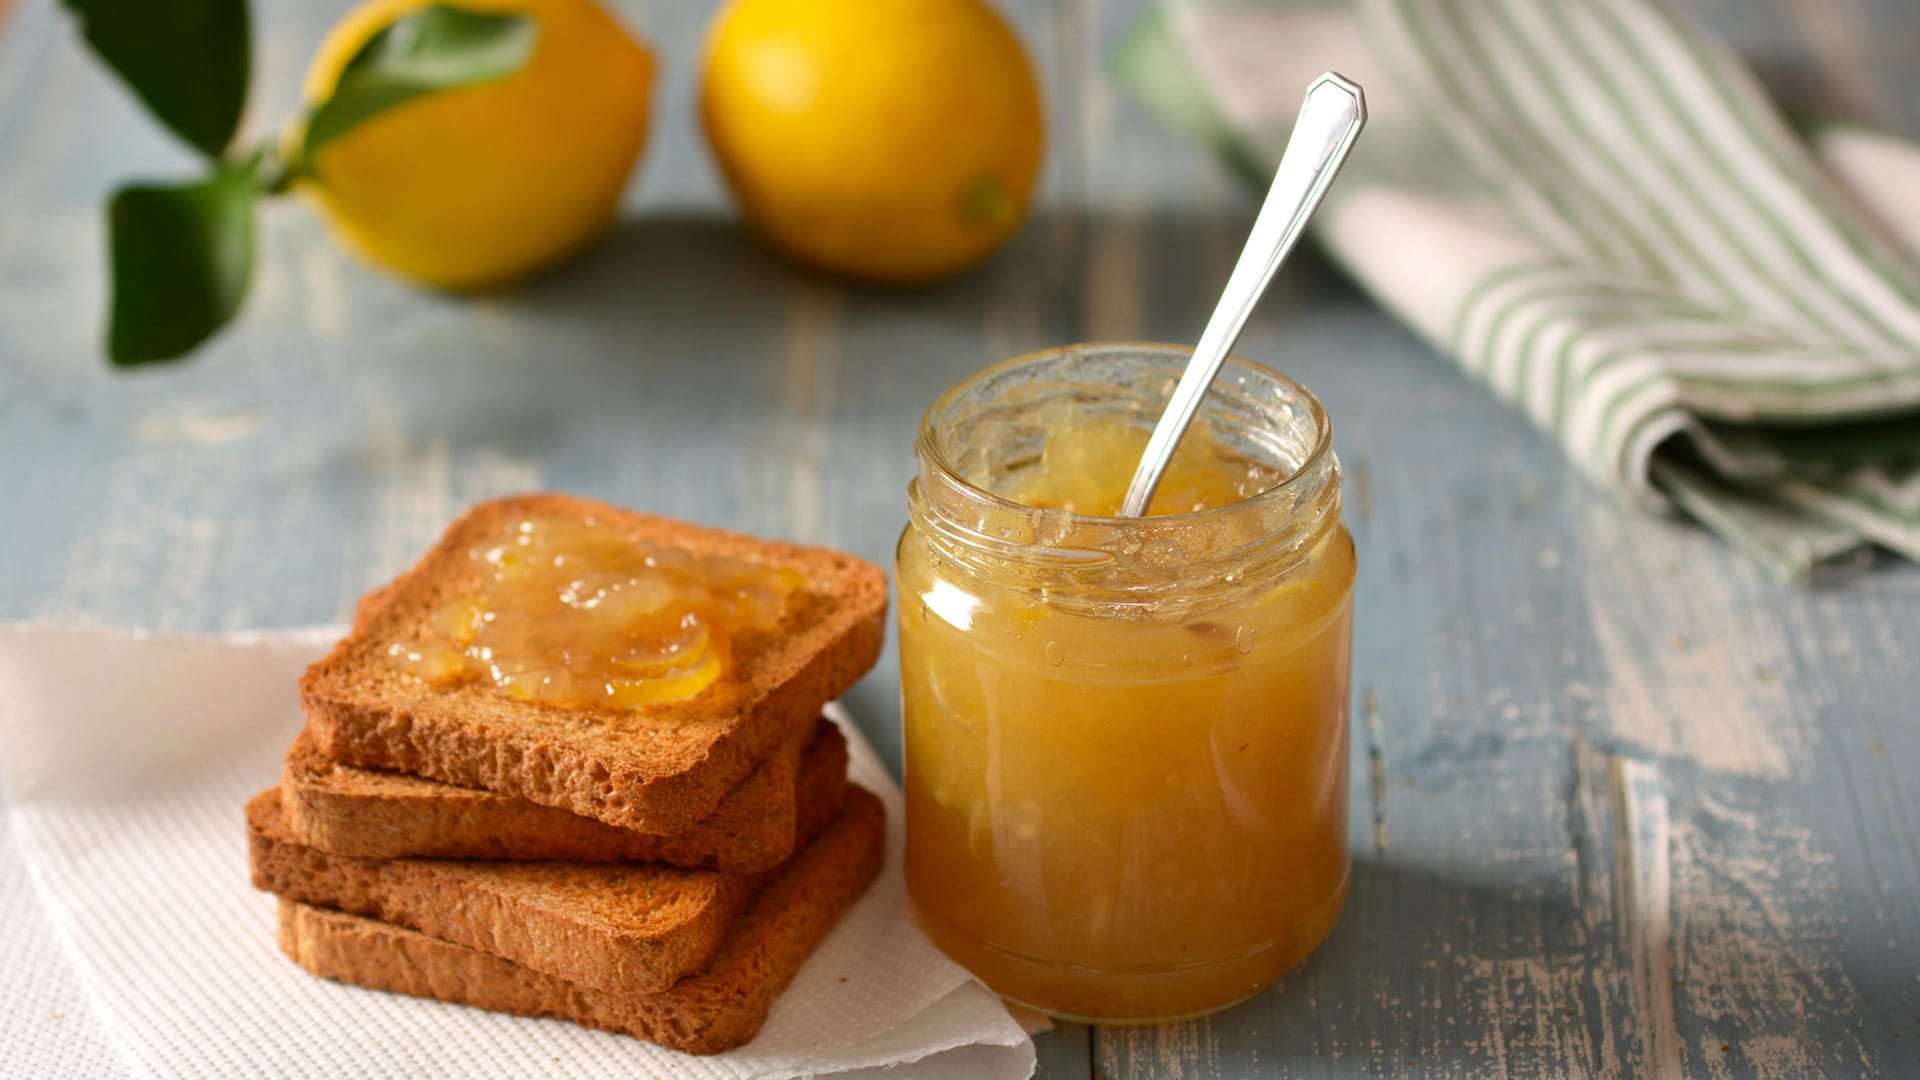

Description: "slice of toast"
275 788 884 1055
249 779 833 994
279 718 848 873
300 493 887 834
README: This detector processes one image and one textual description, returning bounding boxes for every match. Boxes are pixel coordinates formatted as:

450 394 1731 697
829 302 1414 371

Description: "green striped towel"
1115 0 1920 579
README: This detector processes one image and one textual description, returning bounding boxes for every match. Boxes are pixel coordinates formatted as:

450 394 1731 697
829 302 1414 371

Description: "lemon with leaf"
295 0 655 291
64 0 653 365
700 0 1044 284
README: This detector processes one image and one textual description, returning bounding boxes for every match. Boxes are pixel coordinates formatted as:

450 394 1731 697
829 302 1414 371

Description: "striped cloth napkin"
1116 0 1920 579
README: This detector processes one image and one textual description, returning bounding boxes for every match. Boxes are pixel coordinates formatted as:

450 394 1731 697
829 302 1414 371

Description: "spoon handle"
1119 72 1366 518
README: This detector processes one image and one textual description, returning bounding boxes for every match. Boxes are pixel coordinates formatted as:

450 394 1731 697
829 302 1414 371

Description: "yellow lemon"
700 0 1044 284
297 0 654 290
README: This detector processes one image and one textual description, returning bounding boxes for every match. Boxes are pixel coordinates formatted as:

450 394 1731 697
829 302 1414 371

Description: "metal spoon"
1119 72 1367 518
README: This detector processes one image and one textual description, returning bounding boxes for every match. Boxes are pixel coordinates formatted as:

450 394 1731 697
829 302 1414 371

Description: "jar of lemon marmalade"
898 343 1355 1024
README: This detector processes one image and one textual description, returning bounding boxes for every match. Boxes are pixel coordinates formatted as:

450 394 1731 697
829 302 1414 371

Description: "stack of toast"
247 495 890 1055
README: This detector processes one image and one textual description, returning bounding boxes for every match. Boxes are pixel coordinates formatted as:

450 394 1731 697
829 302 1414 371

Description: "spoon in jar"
1119 72 1367 518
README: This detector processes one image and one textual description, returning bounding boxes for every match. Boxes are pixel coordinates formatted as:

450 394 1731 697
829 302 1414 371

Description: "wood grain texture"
2 0 1917 1076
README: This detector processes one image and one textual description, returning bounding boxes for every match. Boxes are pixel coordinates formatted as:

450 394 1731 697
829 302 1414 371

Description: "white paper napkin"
0 624 1034 1080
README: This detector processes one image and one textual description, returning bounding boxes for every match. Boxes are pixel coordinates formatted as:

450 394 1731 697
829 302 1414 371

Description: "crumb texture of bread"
275 789 886 1055
248 788 794 994
282 719 848 872
299 494 887 834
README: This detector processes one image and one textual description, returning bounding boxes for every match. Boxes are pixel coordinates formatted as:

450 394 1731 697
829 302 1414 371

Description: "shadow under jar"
898 343 1356 1025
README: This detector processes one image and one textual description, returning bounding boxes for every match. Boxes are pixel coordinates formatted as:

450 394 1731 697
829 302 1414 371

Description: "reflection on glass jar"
898 343 1355 1024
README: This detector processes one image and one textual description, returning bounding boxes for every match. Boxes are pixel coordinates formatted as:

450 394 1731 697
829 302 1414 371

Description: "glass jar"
898 343 1355 1024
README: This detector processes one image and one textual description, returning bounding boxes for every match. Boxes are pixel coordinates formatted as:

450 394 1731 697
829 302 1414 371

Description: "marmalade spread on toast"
386 516 803 708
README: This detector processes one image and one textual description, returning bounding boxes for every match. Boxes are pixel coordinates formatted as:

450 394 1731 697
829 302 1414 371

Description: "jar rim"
914 341 1335 532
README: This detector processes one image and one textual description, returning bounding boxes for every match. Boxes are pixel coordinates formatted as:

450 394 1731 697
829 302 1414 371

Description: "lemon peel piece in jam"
997 405 1287 517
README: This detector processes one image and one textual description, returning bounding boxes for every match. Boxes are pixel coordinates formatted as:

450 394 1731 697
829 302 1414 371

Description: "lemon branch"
62 1 536 367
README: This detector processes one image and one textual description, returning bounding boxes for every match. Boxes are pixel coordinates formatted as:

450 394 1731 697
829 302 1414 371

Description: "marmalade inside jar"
997 403 1289 517
387 516 803 708
901 365 1354 1024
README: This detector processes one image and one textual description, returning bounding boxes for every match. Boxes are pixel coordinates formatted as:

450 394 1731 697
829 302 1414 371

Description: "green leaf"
106 161 256 367
63 0 250 159
301 4 538 163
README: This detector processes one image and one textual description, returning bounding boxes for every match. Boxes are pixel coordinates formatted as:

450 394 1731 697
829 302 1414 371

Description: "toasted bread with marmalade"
299 494 887 834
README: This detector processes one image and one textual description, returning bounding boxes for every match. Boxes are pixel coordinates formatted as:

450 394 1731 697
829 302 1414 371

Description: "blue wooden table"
3 0 1917 1075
